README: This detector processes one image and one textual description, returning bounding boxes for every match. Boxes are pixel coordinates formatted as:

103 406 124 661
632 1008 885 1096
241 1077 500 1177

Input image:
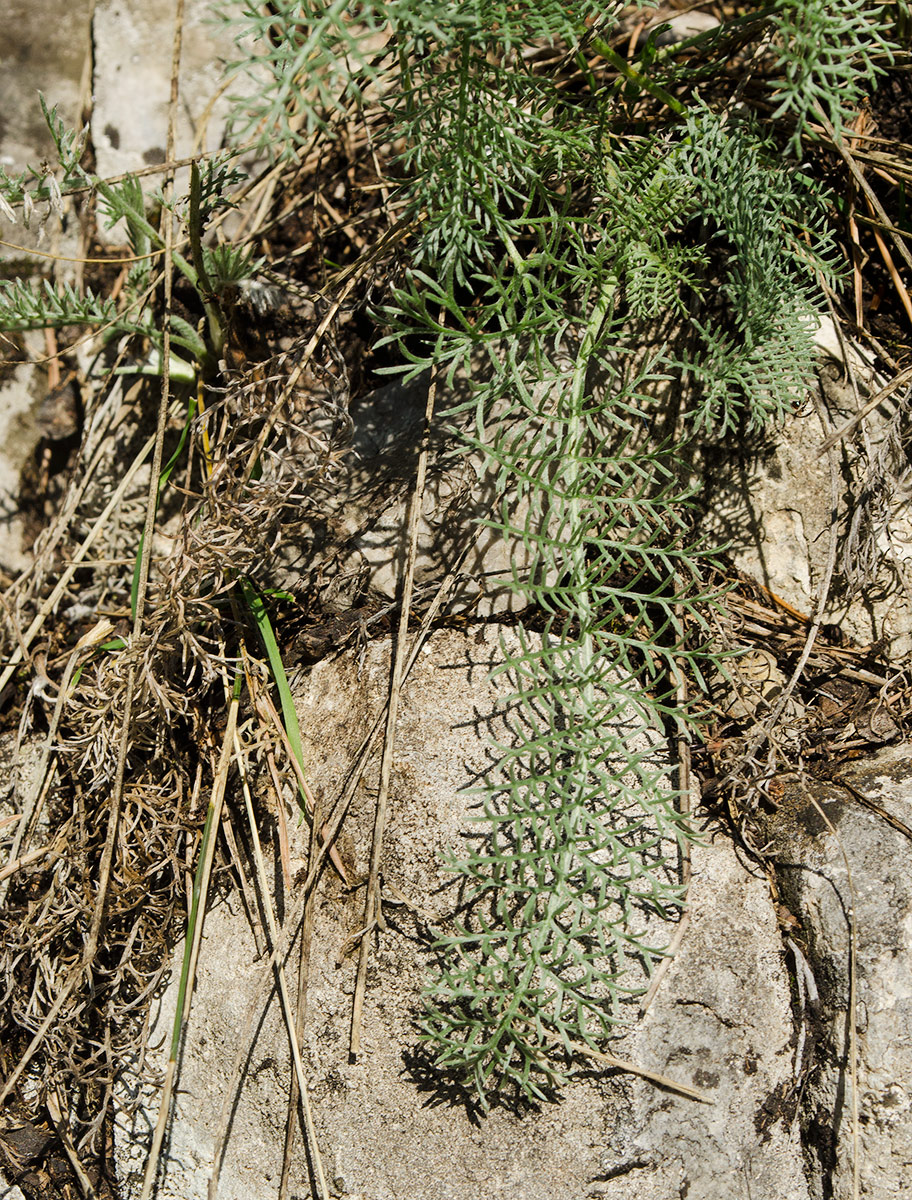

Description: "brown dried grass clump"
0 304 360 1177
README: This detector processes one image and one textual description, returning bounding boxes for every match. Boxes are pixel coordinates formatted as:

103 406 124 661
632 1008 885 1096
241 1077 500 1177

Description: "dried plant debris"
841 385 912 598
699 573 911 816
0 335 362 1194
2 1 912 1195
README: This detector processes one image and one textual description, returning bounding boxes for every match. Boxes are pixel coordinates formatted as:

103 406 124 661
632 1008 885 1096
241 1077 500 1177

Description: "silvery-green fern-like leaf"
0 278 117 330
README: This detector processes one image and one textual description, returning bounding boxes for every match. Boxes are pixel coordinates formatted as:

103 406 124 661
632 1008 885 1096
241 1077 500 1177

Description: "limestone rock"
91 0 250 180
759 743 912 1199
0 1 93 175
612 834 810 1200
0 355 45 577
648 11 721 47
113 628 808 1199
0 5 93 577
700 354 912 660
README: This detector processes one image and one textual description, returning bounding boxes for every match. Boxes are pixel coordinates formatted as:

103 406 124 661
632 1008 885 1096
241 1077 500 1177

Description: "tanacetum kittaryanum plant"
216 0 905 1104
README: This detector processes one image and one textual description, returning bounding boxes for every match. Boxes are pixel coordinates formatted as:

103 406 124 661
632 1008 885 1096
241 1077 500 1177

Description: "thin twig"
832 775 912 844
815 103 912 278
46 1087 99 1199
299 559 468 904
140 674 241 1200
845 110 872 330
204 564 467 1188
0 833 67 885
804 788 861 1200
819 365 912 454
252 686 350 884
0 964 82 1105
640 614 694 1015
220 802 268 958
350 352 441 1057
93 0 181 1044
240 273 360 487
562 1039 711 1104
279 786 319 1200
134 9 188 1194
233 726 330 1200
0 236 166 267
866 199 912 327
206 992 261 1200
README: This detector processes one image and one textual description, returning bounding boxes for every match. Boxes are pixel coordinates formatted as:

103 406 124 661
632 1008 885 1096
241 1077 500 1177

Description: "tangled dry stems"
0 314 357 1158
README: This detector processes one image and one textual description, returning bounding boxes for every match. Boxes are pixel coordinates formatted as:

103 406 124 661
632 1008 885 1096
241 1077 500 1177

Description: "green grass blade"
239 576 307 803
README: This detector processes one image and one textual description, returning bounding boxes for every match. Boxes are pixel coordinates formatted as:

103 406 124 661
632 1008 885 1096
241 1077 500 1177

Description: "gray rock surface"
91 0 251 180
648 10 721 47
0 3 94 577
603 831 810 1200
0 0 90 262
758 743 912 1199
0 353 44 577
0 0 93 174
113 628 808 1200
701 344 912 660
90 0 263 247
